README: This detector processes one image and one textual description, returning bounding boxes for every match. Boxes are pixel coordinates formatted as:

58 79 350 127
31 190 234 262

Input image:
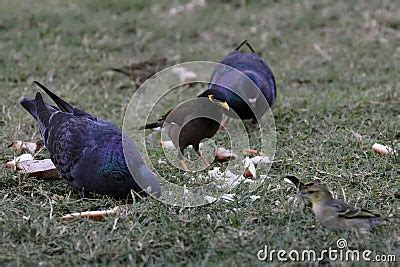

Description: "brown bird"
110 57 168 85
140 95 229 170
300 184 382 230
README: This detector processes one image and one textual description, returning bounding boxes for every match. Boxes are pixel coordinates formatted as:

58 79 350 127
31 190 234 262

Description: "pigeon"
200 40 276 121
20 81 161 199
300 184 382 230
140 96 229 170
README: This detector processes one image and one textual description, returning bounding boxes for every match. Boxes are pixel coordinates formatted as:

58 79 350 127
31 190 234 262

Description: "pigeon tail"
20 97 39 120
34 92 56 144
138 121 164 130
34 81 74 112
34 93 53 128
21 97 59 121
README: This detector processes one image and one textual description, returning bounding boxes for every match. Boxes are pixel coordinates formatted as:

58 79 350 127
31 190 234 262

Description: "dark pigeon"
20 81 161 199
200 40 276 121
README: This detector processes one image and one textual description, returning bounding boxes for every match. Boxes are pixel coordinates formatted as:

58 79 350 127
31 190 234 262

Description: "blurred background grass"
0 0 398 265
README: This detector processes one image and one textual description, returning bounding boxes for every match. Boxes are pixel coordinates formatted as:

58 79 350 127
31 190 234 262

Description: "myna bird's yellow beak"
218 101 229 110
208 95 230 110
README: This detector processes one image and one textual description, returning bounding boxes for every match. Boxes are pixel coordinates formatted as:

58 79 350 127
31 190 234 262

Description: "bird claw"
199 154 209 168
219 117 229 130
179 160 189 172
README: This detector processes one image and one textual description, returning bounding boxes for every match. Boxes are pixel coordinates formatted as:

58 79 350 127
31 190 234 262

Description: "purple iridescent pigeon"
20 81 161 199
199 40 276 121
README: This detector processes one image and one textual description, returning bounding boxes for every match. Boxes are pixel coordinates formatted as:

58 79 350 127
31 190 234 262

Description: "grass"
0 0 399 265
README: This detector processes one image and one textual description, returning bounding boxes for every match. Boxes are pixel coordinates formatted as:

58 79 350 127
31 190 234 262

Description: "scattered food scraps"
161 141 204 151
204 193 236 204
8 140 42 155
5 154 34 170
208 167 244 189
171 66 197 83
19 159 59 178
372 143 395 155
215 147 237 162
250 156 271 165
249 195 261 202
5 152 59 178
243 157 256 178
204 195 217 203
221 193 235 202
242 148 259 155
158 159 167 165
208 167 222 179
61 206 120 221
160 140 176 150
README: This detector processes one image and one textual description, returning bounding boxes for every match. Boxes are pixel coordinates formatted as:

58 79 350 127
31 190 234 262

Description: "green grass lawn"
0 0 399 265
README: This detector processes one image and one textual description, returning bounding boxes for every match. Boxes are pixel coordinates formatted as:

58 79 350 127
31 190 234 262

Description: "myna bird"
199 40 276 122
20 81 161 199
140 95 229 170
300 184 382 230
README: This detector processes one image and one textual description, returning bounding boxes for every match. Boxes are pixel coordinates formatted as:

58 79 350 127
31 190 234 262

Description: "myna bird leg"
178 149 189 171
199 154 209 168
245 117 259 131
179 160 189 171
194 144 209 168
219 117 229 130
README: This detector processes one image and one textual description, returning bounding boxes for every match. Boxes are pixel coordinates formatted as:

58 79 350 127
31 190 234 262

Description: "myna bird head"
300 185 333 205
208 95 230 110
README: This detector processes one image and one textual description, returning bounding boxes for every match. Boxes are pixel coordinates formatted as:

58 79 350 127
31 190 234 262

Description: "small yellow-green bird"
284 175 322 190
284 175 322 206
300 184 382 230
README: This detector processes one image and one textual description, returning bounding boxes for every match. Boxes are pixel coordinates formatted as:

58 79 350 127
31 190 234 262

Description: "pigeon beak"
208 95 230 110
